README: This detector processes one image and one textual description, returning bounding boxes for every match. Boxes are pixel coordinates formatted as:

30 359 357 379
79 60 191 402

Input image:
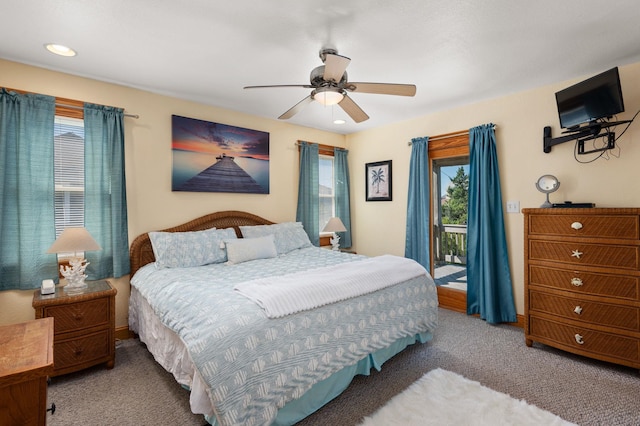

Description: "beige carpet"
359 368 576 426
47 309 640 425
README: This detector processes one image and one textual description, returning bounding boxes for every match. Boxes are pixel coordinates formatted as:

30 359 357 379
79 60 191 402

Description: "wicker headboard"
129 210 275 277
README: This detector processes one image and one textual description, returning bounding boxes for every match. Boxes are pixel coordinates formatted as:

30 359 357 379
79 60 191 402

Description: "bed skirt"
129 286 433 425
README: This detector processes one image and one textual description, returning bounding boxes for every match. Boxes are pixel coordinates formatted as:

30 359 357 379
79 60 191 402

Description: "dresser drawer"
529 316 639 363
45 298 110 334
528 214 639 239
529 265 639 300
54 329 110 371
529 290 639 331
529 240 638 270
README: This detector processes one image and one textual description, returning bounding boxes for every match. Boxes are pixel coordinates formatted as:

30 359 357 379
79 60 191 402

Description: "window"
297 142 349 248
53 116 85 237
319 154 335 233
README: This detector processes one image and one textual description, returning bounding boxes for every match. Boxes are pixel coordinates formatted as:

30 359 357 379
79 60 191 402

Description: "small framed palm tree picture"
365 160 392 201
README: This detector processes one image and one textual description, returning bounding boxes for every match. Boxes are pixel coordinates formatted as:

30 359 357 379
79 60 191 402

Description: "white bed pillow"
240 222 312 254
149 227 237 268
224 235 278 265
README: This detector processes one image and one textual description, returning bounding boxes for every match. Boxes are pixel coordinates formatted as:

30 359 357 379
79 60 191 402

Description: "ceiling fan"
244 48 417 123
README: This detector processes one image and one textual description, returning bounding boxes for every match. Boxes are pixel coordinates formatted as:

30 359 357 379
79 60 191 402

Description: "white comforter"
234 255 428 318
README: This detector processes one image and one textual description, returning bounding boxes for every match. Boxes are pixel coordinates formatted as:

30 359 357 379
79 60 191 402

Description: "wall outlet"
506 200 520 213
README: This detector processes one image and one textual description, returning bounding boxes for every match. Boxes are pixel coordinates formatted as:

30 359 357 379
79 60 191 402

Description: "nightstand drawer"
54 329 110 370
529 290 639 331
529 265 639 300
528 214 639 239
45 298 110 333
529 240 638 269
529 316 639 363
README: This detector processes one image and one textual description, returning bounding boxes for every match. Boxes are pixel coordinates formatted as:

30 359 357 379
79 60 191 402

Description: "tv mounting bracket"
543 120 632 154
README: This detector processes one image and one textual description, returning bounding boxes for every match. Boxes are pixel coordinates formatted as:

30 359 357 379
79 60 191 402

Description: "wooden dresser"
523 208 640 369
32 280 116 376
0 318 54 426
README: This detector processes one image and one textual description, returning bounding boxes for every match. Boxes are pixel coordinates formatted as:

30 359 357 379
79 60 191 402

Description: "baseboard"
437 286 524 328
115 326 135 340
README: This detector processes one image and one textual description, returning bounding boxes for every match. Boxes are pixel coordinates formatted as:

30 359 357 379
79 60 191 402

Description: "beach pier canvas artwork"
172 115 270 194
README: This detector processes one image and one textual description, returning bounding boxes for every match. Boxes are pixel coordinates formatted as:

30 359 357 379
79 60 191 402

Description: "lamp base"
60 257 90 293
330 234 341 251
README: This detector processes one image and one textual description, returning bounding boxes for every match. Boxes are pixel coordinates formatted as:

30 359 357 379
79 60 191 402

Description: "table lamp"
47 227 101 292
322 217 347 251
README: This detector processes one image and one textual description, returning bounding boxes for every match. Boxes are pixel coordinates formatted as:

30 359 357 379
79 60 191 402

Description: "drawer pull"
571 249 583 259
74 346 84 356
73 312 84 321
574 334 584 345
571 222 583 230
571 277 583 287
573 306 583 315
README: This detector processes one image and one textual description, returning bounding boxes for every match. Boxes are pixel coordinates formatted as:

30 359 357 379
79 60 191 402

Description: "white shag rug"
359 368 576 426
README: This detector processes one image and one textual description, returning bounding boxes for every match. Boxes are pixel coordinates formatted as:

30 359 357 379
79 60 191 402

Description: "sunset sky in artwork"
171 115 269 160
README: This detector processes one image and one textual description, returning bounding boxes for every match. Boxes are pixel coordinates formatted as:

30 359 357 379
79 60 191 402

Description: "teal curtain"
404 136 430 272
296 142 319 246
84 103 130 279
467 123 516 324
0 89 57 290
334 147 352 248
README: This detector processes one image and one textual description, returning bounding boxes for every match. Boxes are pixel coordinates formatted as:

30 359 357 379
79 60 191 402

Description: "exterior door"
428 133 469 313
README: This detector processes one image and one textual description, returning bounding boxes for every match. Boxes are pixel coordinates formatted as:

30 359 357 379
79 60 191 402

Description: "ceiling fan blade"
338 95 369 123
347 82 416 97
244 84 313 89
278 95 314 120
323 53 351 83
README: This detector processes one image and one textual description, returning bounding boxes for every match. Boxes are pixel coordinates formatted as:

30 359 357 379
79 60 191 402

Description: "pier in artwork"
177 155 266 193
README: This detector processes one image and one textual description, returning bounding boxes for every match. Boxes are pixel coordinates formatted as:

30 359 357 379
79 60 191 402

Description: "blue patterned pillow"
240 222 312 254
149 227 237 268
224 235 278 265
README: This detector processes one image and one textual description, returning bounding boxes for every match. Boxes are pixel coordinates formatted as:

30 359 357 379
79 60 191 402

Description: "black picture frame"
365 160 392 201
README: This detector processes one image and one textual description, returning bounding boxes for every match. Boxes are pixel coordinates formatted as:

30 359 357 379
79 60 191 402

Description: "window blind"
319 155 335 231
53 116 84 237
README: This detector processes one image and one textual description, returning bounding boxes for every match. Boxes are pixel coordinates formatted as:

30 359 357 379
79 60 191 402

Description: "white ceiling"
3 0 640 134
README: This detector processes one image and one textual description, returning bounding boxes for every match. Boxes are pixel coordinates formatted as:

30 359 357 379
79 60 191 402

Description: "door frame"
428 131 469 313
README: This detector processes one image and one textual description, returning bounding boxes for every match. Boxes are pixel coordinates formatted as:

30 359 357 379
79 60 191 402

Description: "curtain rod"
407 125 496 145
57 102 139 119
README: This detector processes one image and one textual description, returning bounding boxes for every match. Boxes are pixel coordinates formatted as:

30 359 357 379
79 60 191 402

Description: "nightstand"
0 318 54 426
32 280 117 376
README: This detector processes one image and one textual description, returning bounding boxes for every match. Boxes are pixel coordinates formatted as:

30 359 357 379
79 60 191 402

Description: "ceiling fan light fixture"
312 88 344 106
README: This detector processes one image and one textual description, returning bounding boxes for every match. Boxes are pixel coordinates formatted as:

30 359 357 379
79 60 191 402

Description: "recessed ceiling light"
333 119 346 125
45 43 77 57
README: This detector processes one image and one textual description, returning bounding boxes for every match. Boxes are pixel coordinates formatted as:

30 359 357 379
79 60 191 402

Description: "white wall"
347 61 640 313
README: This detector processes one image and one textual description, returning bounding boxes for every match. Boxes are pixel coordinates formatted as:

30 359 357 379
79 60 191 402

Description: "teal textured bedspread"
131 247 438 426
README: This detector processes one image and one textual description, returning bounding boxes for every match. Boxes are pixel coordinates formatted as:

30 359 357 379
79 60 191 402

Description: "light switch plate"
506 200 520 213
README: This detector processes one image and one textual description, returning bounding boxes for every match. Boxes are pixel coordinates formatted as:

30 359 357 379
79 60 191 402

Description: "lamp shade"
313 88 344 106
322 217 347 233
47 227 101 254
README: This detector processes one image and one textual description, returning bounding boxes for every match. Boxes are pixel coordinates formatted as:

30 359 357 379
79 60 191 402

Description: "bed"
128 210 438 426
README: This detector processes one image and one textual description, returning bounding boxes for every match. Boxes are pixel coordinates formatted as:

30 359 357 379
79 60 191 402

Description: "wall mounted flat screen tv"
555 67 624 129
